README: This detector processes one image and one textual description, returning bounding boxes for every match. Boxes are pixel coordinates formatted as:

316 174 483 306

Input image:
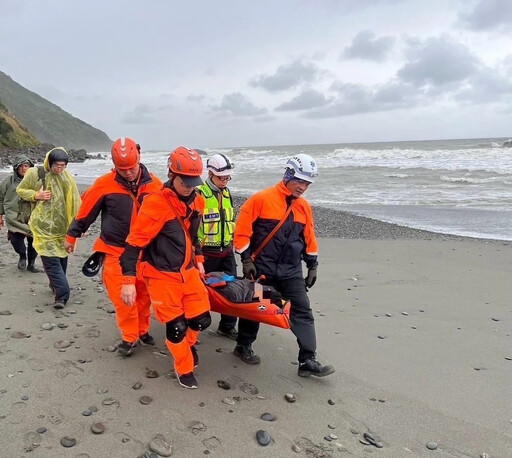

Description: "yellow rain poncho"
16 148 81 257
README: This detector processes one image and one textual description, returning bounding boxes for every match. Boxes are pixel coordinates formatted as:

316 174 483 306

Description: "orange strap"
250 201 294 262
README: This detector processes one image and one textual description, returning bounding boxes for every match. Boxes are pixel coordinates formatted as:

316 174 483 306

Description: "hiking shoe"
217 327 238 340
18 258 27 270
117 340 137 357
27 262 41 273
53 300 65 310
191 345 199 367
138 333 155 346
177 371 198 389
233 345 261 365
298 358 335 378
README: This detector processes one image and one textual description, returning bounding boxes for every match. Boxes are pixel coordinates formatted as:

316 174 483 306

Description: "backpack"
17 166 46 224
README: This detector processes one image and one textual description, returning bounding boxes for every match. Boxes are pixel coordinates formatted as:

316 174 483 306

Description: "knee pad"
188 311 212 331
165 315 187 343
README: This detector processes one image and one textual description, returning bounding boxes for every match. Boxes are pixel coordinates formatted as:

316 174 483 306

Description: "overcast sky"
1 0 511 149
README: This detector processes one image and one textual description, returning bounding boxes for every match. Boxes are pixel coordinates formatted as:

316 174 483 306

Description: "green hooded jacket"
0 153 34 235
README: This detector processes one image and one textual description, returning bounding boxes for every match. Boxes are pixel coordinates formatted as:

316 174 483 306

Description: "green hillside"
0 99 40 148
0 71 112 152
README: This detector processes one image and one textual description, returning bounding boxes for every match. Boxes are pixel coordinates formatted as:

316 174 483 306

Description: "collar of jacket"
200 180 230 199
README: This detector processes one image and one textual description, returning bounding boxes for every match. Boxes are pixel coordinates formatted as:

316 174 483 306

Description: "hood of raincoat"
13 154 34 174
44 147 68 171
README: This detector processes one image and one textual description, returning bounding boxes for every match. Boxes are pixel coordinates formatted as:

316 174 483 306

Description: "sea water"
63 137 512 241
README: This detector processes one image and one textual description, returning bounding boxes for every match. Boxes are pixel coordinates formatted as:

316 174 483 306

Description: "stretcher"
205 278 291 329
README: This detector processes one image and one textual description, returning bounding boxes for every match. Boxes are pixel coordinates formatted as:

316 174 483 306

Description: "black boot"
298 357 335 378
233 345 261 365
27 260 41 273
17 257 27 270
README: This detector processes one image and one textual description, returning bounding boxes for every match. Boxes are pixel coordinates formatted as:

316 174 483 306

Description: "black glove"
242 258 257 280
305 267 317 288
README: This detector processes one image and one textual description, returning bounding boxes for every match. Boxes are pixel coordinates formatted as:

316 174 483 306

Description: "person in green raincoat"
0 154 41 272
17 147 81 309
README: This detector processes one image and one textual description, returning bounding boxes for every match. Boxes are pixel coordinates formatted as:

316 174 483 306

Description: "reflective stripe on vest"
198 185 235 247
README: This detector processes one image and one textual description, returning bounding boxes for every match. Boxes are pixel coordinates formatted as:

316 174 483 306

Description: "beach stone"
145 367 159 378
21 395 29 401
82 410 92 416
350 428 359 435
328 424 336 429
41 322 54 330
327 398 335 405
91 422 105 434
324 435 332 442
36 427 47 434
132 381 143 390
102 397 118 406
0 310 12 315
217 380 230 390
199 402 205 407
377 335 387 339
215 348 223 353
54 340 71 349
140 396 153 405
292 444 301 453
60 436 76 447
480 453 490 458
505 357 512 361
329 434 338 440
260 412 276 421
402 312 409 316
148 434 173 456
57 323 68 329
256 430 271 446
106 346 116 352
11 331 30 339
222 397 235 405
285 393 296 403
385 313 392 317
426 441 438 450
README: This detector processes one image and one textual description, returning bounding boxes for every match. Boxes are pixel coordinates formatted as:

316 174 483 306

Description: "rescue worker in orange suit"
234 154 335 377
120 147 211 389
65 138 162 356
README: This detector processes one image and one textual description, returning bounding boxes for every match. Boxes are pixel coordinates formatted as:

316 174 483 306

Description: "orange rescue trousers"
102 254 151 343
144 268 210 376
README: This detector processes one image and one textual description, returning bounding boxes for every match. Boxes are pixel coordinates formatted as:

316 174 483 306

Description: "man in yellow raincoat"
17 147 81 309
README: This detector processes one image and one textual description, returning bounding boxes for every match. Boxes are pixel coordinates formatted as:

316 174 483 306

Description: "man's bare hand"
121 284 136 306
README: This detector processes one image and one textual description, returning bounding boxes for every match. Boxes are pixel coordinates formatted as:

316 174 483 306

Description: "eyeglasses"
51 163 67 169
215 175 231 182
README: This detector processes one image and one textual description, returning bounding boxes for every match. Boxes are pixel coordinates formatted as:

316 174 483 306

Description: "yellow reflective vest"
197 183 235 248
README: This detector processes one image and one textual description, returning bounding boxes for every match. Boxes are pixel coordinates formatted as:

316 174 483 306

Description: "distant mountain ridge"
0 71 112 152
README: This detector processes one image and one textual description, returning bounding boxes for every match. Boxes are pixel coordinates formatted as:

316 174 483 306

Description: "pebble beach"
0 186 510 457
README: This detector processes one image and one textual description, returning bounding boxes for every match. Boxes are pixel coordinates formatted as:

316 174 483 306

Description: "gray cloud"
276 89 331 111
211 92 267 117
250 60 320 92
459 0 512 31
187 94 205 103
456 68 512 103
306 80 419 118
122 105 159 124
397 36 478 87
342 30 395 61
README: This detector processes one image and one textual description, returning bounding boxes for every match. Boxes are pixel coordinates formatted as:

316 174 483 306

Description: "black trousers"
8 231 37 262
241 276 317 363
41 256 70 303
203 252 238 331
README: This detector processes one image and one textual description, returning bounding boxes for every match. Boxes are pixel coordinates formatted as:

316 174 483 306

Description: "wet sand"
0 213 510 456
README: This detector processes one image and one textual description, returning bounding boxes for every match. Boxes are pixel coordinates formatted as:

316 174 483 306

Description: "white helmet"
207 153 235 177
284 154 318 183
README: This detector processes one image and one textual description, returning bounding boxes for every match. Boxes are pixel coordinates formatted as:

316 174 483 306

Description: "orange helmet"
111 137 140 170
168 146 204 186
